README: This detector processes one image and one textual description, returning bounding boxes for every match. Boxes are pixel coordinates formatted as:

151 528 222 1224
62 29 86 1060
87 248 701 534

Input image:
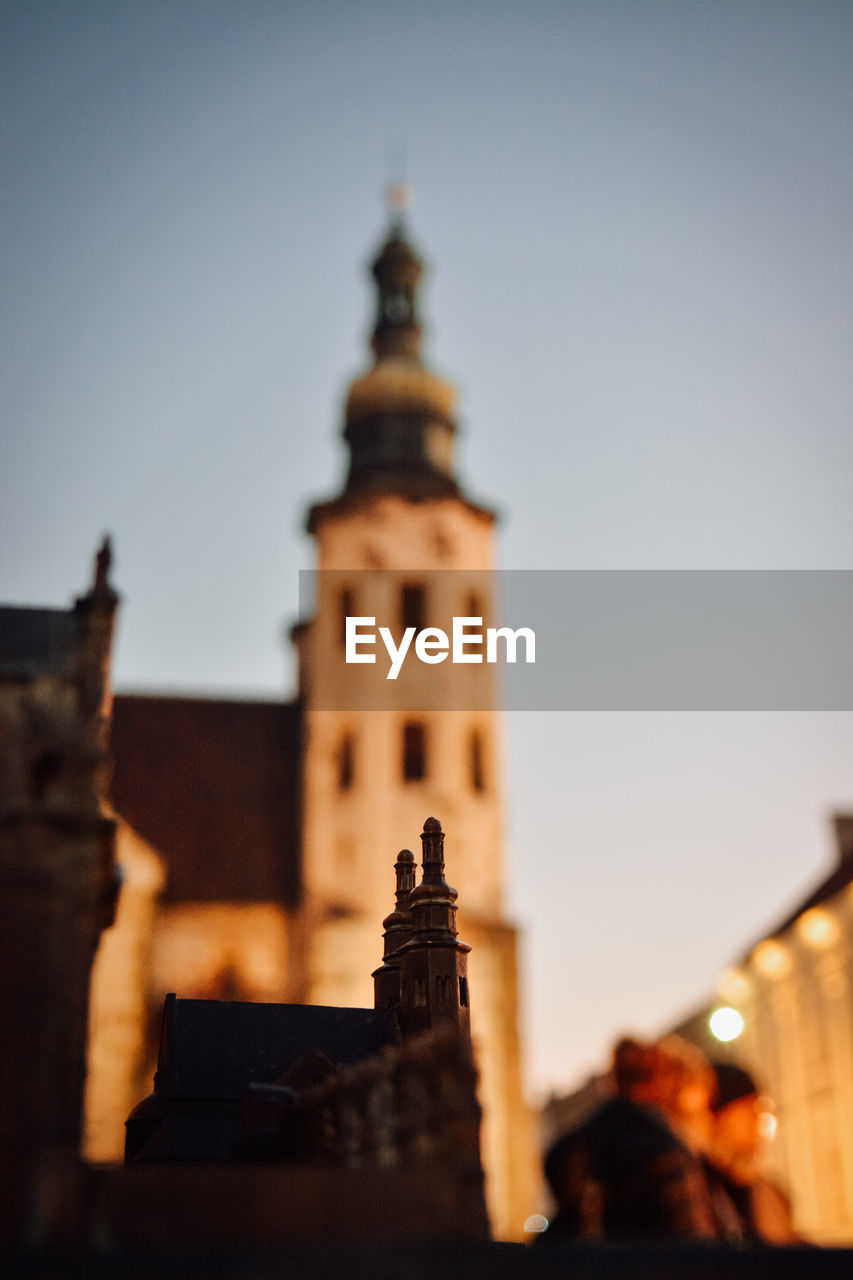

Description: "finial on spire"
394 848 416 897
372 848 417 1014
384 141 410 224
419 816 449 888
386 181 411 217
76 534 118 616
94 535 113 591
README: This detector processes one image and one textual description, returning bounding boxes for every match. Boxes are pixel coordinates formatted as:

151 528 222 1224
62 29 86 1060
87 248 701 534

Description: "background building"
104 216 535 1239
542 815 853 1245
0 547 118 1241
708 815 853 1244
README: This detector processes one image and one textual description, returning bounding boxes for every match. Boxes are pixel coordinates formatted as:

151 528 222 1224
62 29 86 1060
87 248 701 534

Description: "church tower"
296 210 534 1238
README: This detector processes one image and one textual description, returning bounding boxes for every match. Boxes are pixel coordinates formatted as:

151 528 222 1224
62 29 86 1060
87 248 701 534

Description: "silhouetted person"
543 1036 743 1242
709 1062 800 1244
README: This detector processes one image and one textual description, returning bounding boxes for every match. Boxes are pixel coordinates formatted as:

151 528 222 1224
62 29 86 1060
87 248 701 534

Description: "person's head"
710 1063 765 1183
611 1035 716 1150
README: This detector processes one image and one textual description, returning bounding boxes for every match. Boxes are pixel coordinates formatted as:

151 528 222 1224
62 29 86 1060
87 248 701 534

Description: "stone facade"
98 217 535 1238
84 816 164 1163
0 544 118 1243
296 220 534 1236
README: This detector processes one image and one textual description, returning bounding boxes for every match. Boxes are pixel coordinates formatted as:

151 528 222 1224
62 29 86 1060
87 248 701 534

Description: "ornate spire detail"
408 815 459 939
94 535 112 590
77 535 118 611
372 849 416 1013
336 218 461 505
369 226 423 362
73 537 120 722
305 212 499 533
398 817 472 1039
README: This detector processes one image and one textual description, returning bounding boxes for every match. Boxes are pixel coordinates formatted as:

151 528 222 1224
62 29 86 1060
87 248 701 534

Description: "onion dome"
341 219 459 500
305 214 496 533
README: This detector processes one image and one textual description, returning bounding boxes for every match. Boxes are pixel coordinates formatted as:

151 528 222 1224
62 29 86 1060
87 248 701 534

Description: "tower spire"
398 818 472 1038
305 203 497 532
372 848 416 1013
369 218 423 362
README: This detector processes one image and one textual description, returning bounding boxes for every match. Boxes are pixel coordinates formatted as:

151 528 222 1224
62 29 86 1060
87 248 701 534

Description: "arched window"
465 590 484 622
402 721 427 782
469 729 485 793
339 586 354 647
401 582 425 633
31 750 62 801
337 732 355 791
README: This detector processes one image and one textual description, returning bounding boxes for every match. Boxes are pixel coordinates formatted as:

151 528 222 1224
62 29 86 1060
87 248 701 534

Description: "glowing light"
524 1214 549 1234
751 939 791 980
797 908 839 949
709 1006 744 1042
757 1111 777 1141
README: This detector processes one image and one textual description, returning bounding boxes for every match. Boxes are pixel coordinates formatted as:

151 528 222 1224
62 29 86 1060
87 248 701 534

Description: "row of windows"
336 724 486 792
339 583 486 645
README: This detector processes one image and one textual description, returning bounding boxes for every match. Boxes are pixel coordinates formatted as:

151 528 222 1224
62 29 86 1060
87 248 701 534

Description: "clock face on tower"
383 292 410 322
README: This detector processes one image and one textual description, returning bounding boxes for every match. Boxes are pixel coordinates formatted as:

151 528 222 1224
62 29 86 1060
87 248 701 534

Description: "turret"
372 848 416 1013
398 817 471 1039
338 218 460 507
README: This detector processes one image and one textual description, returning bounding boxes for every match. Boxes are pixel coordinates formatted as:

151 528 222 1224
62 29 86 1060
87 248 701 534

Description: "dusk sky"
4 1 853 1097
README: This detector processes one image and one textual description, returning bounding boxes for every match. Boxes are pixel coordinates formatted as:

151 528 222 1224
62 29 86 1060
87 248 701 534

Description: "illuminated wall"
716 862 853 1244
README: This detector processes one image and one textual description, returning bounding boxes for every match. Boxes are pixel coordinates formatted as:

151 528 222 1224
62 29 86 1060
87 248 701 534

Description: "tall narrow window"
337 732 355 791
401 582 426 633
466 590 484 623
402 721 427 782
469 729 485 793
339 586 354 647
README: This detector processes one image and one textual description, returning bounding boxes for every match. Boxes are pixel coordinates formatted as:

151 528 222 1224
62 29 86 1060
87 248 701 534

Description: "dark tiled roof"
156 996 398 1098
0 606 79 679
110 694 303 905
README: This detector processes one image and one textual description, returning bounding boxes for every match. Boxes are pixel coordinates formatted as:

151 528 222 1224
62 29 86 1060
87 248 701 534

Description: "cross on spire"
384 140 410 223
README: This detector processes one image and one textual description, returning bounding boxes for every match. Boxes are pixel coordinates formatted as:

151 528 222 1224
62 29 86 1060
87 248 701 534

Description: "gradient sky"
4 1 853 1097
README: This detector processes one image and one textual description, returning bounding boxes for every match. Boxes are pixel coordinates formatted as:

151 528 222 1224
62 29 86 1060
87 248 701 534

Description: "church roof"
110 693 302 906
153 995 398 1099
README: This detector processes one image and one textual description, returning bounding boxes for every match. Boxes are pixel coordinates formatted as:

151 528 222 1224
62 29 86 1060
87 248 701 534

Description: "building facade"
711 815 853 1244
540 816 853 1245
0 544 119 1241
105 216 535 1238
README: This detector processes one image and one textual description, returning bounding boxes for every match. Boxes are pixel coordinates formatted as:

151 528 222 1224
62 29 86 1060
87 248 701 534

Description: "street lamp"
709 1006 744 1043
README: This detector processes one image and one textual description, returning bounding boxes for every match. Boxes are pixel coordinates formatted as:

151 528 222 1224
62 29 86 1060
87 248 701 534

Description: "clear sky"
4 0 853 1097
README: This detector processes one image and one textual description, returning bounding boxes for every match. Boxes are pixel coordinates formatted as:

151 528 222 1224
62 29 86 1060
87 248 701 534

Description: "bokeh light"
709 1006 744 1042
